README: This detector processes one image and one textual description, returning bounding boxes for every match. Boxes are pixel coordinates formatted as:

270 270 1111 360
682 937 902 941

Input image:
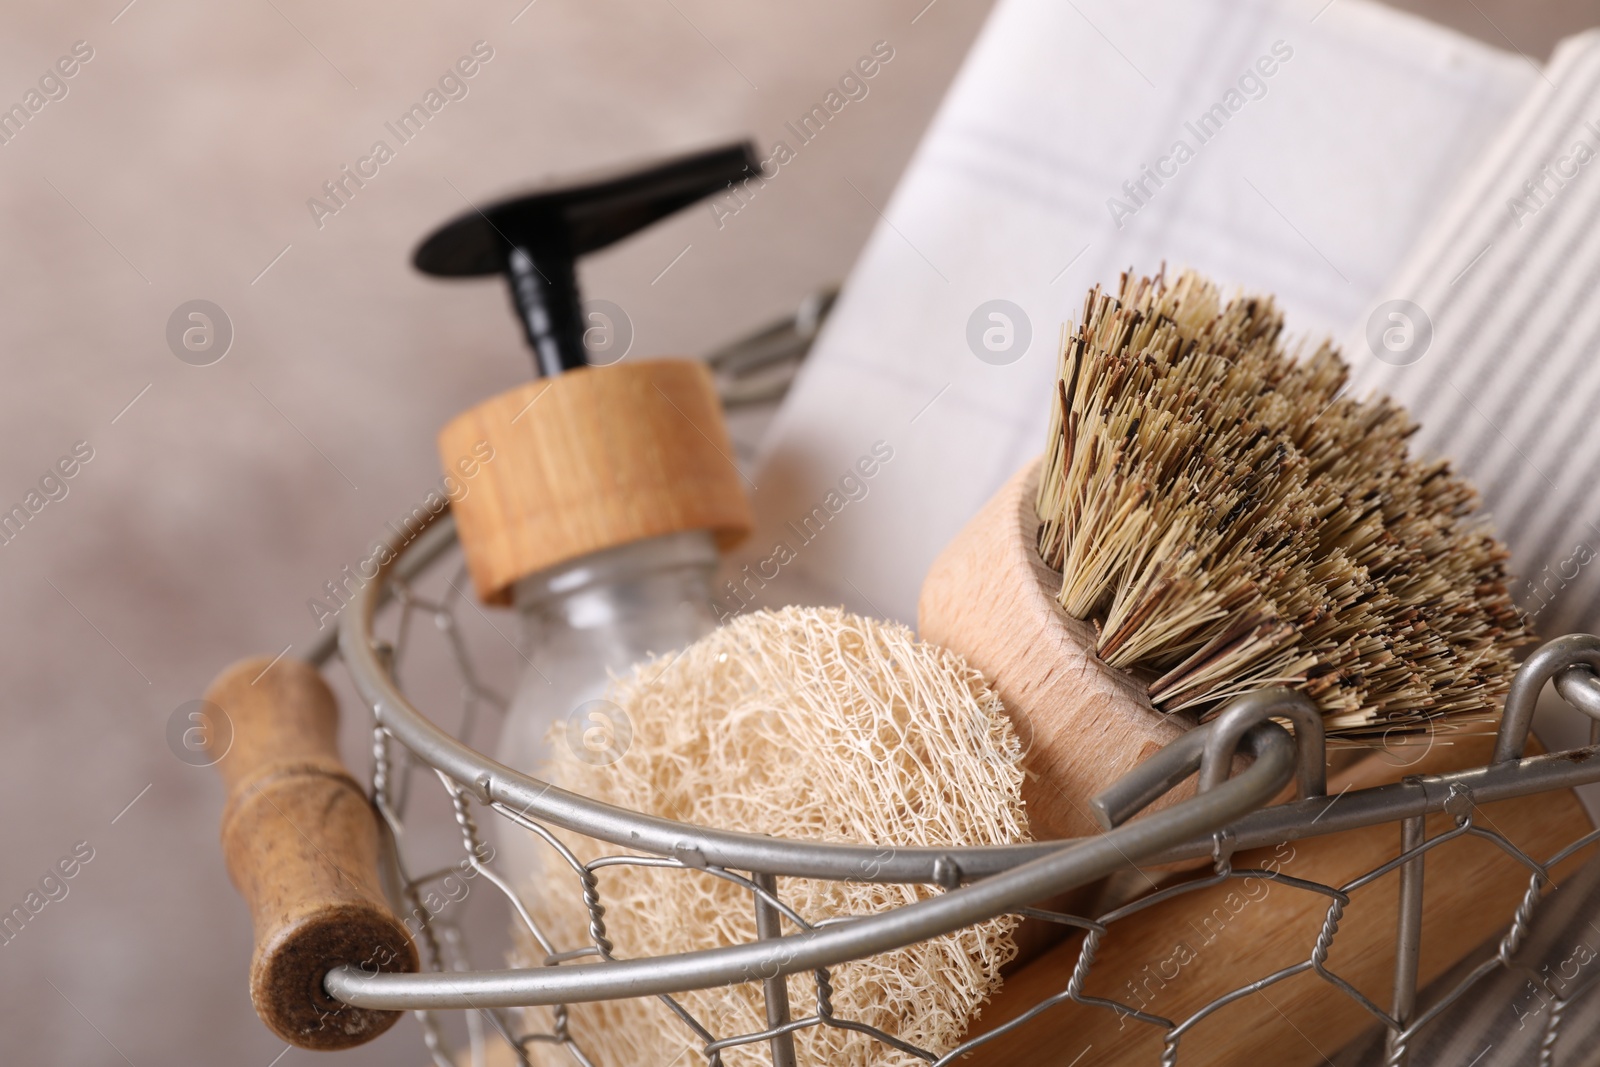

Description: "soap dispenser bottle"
418 143 758 883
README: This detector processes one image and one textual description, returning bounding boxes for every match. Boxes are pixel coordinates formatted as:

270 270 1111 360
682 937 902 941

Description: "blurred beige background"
0 0 1589 1063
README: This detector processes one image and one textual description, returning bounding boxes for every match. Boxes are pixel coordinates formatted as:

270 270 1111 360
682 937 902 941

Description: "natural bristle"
1035 269 1528 740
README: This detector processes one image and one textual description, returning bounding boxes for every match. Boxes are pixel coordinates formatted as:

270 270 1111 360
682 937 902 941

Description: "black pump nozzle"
413 141 761 378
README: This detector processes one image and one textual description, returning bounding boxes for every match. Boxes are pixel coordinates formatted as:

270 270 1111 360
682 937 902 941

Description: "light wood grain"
919 459 1190 844
919 460 1423 844
963 733 1591 1065
439 358 753 604
919 455 1592 1063
208 656 417 1050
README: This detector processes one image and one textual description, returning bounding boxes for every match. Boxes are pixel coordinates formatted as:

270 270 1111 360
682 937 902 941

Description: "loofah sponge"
513 606 1031 1066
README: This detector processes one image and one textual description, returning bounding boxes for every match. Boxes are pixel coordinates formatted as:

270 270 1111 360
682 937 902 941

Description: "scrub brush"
921 268 1529 842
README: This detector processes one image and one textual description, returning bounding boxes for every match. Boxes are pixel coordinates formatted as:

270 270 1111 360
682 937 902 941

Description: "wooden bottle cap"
439 358 752 604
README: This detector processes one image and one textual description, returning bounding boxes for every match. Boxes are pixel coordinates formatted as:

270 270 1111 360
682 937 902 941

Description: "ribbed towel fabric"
1349 32 1600 640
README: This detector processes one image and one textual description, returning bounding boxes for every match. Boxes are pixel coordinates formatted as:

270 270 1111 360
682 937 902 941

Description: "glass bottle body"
494 529 721 890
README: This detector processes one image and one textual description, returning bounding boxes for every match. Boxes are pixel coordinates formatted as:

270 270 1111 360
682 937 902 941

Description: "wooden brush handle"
963 733 1593 1065
207 656 418 1050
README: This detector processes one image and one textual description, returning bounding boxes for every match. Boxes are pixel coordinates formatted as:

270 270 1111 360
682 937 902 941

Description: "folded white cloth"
749 0 1533 627
1349 31 1600 639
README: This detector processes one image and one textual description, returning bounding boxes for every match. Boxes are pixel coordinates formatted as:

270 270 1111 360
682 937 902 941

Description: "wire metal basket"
300 505 1600 1067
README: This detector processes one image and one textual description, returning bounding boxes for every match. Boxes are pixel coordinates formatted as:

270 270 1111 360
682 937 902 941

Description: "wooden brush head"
440 358 752 605
919 459 1188 842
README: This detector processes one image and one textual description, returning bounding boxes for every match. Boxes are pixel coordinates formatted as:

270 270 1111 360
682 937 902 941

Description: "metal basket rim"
332 508 1293 884
315 504 1600 1016
324 506 1600 878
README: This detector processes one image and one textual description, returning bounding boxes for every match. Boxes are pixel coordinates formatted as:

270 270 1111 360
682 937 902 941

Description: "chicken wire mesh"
305 509 1600 1067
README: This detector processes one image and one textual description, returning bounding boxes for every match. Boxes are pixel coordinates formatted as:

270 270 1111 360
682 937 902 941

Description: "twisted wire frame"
312 518 1600 1067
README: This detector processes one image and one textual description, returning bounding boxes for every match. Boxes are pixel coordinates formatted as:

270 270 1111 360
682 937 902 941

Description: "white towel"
1348 32 1600 639
746 0 1534 627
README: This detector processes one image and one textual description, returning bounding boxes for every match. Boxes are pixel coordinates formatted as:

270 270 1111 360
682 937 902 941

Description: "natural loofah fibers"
513 606 1031 1066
